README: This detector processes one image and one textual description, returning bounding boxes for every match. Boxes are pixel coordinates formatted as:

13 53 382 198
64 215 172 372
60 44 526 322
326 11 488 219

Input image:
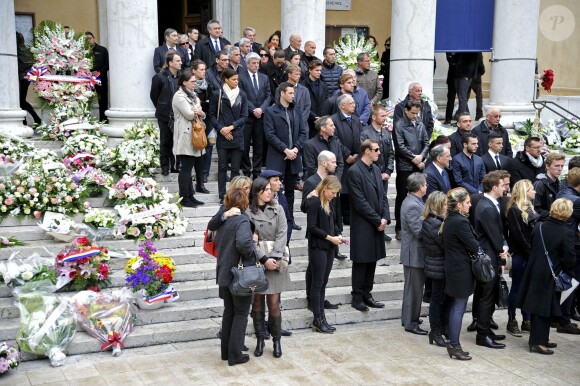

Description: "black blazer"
264 103 307 175
193 36 231 69
425 162 450 197
331 111 363 194
208 88 248 150
482 152 510 174
153 45 190 74
474 196 505 267
307 196 338 250
238 70 272 117
448 130 463 157
301 77 329 138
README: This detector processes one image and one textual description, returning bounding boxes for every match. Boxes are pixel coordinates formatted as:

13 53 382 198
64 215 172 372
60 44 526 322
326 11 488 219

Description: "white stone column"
214 0 241 44
389 0 437 101
0 0 32 137
101 0 157 137
487 0 540 128
281 0 326 59
97 0 108 48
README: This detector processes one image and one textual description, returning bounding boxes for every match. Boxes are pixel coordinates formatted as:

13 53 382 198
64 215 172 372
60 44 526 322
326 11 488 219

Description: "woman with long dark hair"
171 69 206 207
247 177 289 358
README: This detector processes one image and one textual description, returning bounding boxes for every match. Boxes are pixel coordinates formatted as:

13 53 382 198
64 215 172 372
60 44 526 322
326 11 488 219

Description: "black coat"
506 205 539 260
193 36 231 69
153 44 190 74
208 88 248 150
307 196 338 251
360 126 395 175
474 196 505 267
448 129 464 157
301 173 343 234
346 160 389 263
150 68 178 120
302 134 344 181
302 77 329 138
331 112 364 194
238 70 272 117
393 95 434 139
91 43 109 80
206 65 224 94
508 151 546 188
516 217 576 317
472 121 513 157
422 214 445 280
482 152 510 174
443 211 479 298
264 103 307 175
533 176 560 219
261 61 288 97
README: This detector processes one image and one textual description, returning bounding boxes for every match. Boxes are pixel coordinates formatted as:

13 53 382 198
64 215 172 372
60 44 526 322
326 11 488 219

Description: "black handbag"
539 223 573 292
496 276 509 309
229 256 269 300
471 247 496 283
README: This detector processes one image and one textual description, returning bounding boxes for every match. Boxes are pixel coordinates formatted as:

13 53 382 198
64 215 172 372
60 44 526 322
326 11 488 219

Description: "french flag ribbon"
60 248 102 262
25 67 101 88
142 286 176 305
25 67 49 82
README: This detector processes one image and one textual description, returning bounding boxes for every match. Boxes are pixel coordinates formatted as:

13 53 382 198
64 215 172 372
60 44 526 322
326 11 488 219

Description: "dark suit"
448 129 467 157
482 152 510 174
238 69 272 178
302 77 329 138
153 44 190 74
302 134 344 181
451 152 485 194
193 36 231 69
472 121 513 157
425 162 451 197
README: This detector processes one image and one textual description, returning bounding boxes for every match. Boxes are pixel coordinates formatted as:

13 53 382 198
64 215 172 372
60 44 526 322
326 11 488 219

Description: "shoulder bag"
191 114 207 150
258 240 290 272
208 89 222 145
496 276 509 309
471 247 496 283
203 227 218 258
539 223 573 292
229 256 269 300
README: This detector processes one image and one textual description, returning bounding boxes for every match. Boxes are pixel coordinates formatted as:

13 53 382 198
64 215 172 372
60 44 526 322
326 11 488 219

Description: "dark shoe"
556 323 580 334
405 327 428 335
351 300 369 312
190 196 205 206
395 230 402 240
219 198 224 205
507 320 522 337
269 316 283 358
252 311 265 357
490 332 506 341
429 328 447 347
196 184 210 194
490 317 499 330
466 319 477 332
312 317 334 334
545 342 557 348
281 329 292 337
422 296 431 304
476 336 505 349
384 234 392 242
292 223 302 231
324 300 339 310
161 168 170 176
529 345 554 355
322 312 336 332
228 354 250 366
336 253 348 260
181 199 198 208
571 310 580 322
294 183 303 191
521 320 531 332
457 345 470 356
363 297 385 308
447 344 472 360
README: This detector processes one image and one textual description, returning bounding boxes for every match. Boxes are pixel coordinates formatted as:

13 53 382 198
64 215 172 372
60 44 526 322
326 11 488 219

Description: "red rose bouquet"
541 69 554 93
55 236 110 291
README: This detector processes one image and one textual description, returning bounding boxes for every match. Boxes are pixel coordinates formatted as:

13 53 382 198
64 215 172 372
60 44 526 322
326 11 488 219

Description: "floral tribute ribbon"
59 248 102 262
100 331 125 351
142 286 177 305
25 67 101 88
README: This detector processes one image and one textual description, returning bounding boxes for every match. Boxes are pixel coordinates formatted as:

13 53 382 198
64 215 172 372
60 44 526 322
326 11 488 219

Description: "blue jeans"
508 254 530 321
448 297 468 347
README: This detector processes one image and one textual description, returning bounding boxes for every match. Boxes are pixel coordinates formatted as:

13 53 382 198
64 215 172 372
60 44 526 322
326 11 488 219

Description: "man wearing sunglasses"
153 28 189 73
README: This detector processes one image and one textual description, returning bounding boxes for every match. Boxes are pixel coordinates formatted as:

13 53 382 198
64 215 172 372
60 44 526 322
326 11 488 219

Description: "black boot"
269 315 282 358
190 195 205 206
322 311 336 332
196 182 210 194
429 327 447 347
312 317 334 334
252 311 265 357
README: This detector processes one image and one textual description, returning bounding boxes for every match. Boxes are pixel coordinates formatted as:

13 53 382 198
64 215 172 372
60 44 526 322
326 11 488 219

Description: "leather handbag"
203 227 218 258
539 223 573 292
496 276 509 309
471 247 496 283
191 115 207 150
229 256 269 299
259 240 290 272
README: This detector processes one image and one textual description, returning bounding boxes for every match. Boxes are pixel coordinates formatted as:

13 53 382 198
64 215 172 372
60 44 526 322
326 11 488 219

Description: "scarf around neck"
223 83 239 106
526 152 544 168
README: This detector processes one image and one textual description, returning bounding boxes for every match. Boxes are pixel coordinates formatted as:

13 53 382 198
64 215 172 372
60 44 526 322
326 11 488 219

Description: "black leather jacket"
393 115 429 172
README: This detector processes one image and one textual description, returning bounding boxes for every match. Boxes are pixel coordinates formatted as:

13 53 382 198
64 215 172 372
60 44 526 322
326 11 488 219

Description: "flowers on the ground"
108 175 172 205
0 253 55 288
55 236 110 291
61 130 108 158
114 201 187 241
125 241 175 297
0 342 20 374
84 208 118 228
334 33 379 71
562 134 580 153
0 236 24 248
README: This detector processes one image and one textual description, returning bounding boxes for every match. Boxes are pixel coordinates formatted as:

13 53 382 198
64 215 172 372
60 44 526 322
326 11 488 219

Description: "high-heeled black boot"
269 315 282 358
429 327 447 347
312 317 334 334
252 311 265 357
321 311 336 332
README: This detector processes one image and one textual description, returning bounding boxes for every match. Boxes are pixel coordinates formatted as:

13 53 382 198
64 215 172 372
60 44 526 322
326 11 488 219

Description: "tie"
346 116 352 124
441 170 450 191
495 154 501 170
214 39 219 52
252 73 258 91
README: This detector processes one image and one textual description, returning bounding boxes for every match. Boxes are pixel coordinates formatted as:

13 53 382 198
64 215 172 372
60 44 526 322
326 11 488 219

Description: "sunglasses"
371 148 380 152
259 54 268 57
180 42 189 46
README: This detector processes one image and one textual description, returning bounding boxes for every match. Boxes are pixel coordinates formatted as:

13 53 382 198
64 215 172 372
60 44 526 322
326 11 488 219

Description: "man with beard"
448 112 473 157
451 133 486 195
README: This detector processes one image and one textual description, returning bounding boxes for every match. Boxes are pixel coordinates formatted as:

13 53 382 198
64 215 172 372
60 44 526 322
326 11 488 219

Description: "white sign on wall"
326 0 351 11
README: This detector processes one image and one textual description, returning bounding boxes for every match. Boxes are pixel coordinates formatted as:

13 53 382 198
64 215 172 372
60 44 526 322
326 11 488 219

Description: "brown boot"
507 320 522 337
521 320 531 332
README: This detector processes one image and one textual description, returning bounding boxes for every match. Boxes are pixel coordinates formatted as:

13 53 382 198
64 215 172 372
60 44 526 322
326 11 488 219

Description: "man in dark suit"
302 116 344 181
239 27 262 54
482 132 510 174
393 82 434 139
425 144 452 197
239 52 272 179
331 94 364 225
454 52 478 116
237 38 252 68
451 133 486 194
347 139 390 312
193 19 231 67
448 112 472 157
275 65 311 129
85 32 109 122
473 171 510 349
283 34 304 60
472 107 513 157
264 82 307 231
153 28 190 73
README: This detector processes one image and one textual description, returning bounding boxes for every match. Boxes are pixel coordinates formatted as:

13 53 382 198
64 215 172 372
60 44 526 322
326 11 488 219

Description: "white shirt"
247 70 258 87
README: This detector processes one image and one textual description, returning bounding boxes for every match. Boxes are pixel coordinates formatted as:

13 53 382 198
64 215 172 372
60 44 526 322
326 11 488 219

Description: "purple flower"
0 358 9 373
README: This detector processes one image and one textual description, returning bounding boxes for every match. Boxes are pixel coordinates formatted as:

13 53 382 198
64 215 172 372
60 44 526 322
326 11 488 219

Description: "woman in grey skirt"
247 177 290 359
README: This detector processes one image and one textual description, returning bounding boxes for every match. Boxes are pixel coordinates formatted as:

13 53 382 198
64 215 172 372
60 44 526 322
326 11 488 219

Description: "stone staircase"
0 137 418 361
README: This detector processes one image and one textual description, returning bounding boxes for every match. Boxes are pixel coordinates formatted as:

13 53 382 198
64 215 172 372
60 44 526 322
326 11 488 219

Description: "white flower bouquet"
84 208 119 229
114 201 188 241
108 175 172 206
562 133 580 154
0 252 55 288
334 33 380 71
61 131 108 157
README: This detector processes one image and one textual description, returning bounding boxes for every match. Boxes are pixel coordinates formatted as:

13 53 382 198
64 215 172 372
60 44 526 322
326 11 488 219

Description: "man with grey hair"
284 34 304 60
241 27 262 53
227 46 242 72
393 82 434 139
400 172 428 335
302 116 344 180
239 52 272 178
193 19 231 66
425 144 452 197
472 107 513 157
153 28 189 73
237 38 252 67
355 52 382 104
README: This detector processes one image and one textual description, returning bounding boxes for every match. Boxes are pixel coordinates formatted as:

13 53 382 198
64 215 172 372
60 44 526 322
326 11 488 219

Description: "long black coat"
208 88 248 150
264 103 307 175
331 111 363 194
346 160 389 263
443 211 479 298
302 76 328 138
516 217 576 317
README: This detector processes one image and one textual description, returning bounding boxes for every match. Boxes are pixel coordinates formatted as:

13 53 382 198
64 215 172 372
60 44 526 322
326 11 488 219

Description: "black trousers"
159 119 176 170
217 148 242 199
351 261 377 303
468 81 483 120
178 155 202 199
340 193 351 225
445 80 457 122
220 286 252 361
429 278 447 330
455 77 472 116
282 161 297 223
309 247 335 318
394 170 413 231
529 313 551 346
475 274 499 337
241 118 265 178
95 81 109 122
19 79 41 125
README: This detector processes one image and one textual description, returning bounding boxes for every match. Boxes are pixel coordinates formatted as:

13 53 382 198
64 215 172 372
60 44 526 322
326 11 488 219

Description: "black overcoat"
208 88 248 150
264 103 307 175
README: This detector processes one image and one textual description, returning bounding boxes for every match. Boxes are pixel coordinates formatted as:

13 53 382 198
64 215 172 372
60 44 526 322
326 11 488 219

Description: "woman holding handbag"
209 68 248 204
505 179 539 337
247 177 289 359
306 176 343 334
517 198 576 355
442 188 479 360
172 69 206 208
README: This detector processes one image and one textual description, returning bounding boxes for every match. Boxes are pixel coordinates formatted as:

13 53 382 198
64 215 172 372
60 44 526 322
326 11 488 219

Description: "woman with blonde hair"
505 179 539 336
306 176 343 333
421 191 448 347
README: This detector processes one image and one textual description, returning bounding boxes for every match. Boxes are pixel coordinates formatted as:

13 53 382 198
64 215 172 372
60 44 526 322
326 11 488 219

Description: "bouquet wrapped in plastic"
0 252 55 289
13 280 76 366
69 289 137 356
